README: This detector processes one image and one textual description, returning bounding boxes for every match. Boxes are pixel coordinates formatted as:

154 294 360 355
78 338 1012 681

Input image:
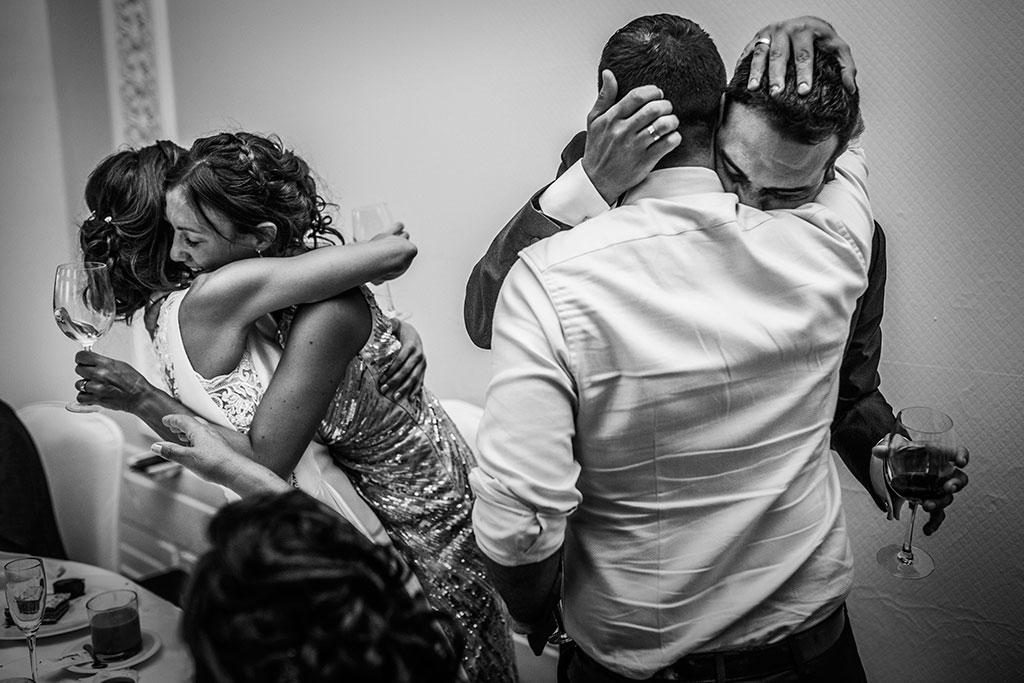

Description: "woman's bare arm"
245 290 371 478
75 287 370 479
152 414 291 496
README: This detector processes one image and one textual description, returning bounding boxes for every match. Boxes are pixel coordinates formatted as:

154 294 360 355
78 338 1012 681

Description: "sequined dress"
154 288 517 683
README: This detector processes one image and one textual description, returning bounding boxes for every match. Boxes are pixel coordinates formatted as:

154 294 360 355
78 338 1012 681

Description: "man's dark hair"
726 50 864 166
183 490 463 683
599 14 726 137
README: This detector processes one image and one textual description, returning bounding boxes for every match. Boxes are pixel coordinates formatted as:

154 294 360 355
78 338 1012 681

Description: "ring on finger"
78 379 90 393
646 125 659 138
755 36 771 47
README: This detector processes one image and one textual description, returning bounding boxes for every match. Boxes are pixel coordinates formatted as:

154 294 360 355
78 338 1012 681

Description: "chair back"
439 398 484 457
16 401 125 570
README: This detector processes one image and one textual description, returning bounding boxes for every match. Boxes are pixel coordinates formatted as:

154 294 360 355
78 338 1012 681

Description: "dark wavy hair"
725 50 864 167
183 490 463 683
599 15 726 144
79 140 191 320
166 132 343 257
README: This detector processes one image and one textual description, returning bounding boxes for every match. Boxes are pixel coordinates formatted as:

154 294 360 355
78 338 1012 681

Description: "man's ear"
251 221 278 253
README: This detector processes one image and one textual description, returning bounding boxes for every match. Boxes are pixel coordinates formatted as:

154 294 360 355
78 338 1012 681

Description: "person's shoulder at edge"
775 139 873 265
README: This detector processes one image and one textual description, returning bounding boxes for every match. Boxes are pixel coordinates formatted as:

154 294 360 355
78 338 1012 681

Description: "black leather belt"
576 604 848 682
653 605 848 682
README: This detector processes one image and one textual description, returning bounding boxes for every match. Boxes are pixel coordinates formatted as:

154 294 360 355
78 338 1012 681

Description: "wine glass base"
876 544 935 579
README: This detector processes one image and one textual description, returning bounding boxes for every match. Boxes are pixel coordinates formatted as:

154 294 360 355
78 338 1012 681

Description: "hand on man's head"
582 69 681 204
740 16 857 96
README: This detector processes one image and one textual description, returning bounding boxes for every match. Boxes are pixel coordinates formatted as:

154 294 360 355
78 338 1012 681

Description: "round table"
0 553 193 682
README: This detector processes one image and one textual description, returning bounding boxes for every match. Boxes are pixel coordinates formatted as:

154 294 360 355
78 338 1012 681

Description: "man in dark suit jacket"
464 19 967 532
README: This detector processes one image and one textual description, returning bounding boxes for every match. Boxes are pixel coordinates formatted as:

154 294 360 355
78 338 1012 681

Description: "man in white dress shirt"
470 15 873 682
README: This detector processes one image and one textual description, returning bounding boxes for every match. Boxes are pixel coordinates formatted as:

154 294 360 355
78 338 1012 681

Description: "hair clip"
104 216 113 224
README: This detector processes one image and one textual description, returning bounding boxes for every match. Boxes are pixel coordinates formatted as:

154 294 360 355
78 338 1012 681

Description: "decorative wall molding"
101 0 177 147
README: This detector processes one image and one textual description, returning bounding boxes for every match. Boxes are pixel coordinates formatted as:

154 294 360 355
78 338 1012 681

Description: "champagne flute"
53 262 115 411
3 558 46 683
351 203 400 317
876 407 957 579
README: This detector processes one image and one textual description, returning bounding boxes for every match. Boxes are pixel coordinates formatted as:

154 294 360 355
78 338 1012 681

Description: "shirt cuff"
537 160 611 227
469 468 567 567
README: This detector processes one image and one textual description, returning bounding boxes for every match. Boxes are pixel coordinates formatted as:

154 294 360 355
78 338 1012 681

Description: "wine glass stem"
898 503 920 566
27 632 38 682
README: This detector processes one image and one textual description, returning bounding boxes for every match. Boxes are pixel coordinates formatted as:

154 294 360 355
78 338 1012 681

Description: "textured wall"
161 3 1024 679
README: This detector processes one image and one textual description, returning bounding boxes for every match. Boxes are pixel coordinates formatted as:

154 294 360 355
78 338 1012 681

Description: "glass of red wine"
876 407 956 579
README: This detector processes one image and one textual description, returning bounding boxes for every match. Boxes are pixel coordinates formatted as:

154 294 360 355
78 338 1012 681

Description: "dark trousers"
562 609 866 683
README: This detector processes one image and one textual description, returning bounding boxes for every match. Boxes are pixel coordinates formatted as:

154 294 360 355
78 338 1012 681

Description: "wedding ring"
79 379 89 393
647 125 658 138
755 37 771 47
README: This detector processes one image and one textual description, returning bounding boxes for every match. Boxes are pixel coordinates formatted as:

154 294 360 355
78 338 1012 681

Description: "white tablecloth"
0 553 192 682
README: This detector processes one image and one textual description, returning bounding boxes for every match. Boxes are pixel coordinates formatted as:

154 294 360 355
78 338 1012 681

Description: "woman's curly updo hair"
183 490 464 683
79 140 191 320
167 132 343 256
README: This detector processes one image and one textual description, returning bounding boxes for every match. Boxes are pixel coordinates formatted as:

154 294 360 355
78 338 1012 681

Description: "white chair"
439 398 484 457
16 401 125 571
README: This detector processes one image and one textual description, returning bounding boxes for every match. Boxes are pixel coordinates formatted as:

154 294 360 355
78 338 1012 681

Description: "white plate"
0 571 133 640
59 630 161 673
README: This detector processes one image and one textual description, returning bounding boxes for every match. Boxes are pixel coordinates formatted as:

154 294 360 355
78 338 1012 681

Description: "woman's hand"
73 350 156 413
369 223 415 284
153 414 289 495
379 320 427 401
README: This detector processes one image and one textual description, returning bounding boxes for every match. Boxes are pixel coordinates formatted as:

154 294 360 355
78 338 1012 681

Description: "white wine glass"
876 407 957 579
3 557 46 683
53 262 115 412
351 203 400 317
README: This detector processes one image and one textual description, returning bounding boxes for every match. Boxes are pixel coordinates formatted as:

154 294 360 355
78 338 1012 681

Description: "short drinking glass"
86 589 142 662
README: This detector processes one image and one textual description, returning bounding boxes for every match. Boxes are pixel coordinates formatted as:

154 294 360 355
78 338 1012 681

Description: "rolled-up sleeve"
470 257 582 568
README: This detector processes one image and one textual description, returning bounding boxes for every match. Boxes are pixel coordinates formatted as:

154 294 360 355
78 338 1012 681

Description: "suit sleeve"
831 222 895 510
463 132 587 349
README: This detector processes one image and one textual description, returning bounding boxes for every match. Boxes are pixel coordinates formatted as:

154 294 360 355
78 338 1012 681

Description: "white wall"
0 0 137 434
0 1 77 407
3 1 1023 680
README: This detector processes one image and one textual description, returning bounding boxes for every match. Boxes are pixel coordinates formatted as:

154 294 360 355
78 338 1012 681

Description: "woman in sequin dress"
74 133 517 682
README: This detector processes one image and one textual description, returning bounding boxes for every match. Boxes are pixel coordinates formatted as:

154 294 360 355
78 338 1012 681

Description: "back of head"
166 132 342 256
183 490 463 683
725 50 863 164
599 14 726 148
79 140 189 320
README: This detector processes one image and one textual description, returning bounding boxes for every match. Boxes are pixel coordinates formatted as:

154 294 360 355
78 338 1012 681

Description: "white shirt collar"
622 166 725 205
